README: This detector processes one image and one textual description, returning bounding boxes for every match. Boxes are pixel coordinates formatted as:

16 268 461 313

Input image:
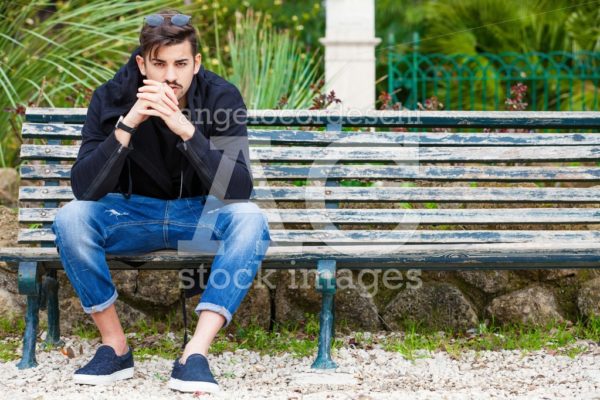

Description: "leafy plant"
0 0 187 167
219 10 322 109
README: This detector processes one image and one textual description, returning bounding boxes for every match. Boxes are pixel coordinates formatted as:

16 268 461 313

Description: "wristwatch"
115 115 136 135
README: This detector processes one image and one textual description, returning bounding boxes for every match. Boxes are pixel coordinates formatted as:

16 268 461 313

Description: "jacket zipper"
81 142 126 200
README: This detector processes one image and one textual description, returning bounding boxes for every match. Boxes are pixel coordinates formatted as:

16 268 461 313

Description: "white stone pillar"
319 0 381 111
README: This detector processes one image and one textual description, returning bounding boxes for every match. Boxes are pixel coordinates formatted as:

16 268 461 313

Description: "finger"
139 84 179 108
139 84 170 94
137 92 178 112
160 88 179 111
138 85 162 93
163 87 179 107
138 109 163 117
138 98 171 116
146 102 174 116
137 92 160 103
137 92 165 105
142 79 162 87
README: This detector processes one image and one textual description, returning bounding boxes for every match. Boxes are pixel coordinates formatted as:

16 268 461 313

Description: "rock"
0 265 19 294
57 268 138 299
577 277 600 318
486 285 564 325
55 272 148 334
131 270 180 306
274 270 321 322
382 282 479 330
0 287 25 318
180 280 272 333
60 269 170 306
457 270 514 294
541 269 577 281
0 168 18 206
52 297 148 335
0 266 25 319
224 283 271 333
110 270 139 299
274 269 382 331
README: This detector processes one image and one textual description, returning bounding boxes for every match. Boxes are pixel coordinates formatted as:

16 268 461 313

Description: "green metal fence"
388 46 600 111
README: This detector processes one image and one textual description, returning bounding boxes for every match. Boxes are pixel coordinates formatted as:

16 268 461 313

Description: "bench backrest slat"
22 122 600 146
20 143 600 162
18 207 600 224
24 108 600 128
20 164 600 182
20 186 600 203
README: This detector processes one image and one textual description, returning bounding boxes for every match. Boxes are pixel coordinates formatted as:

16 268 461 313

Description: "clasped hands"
124 79 195 141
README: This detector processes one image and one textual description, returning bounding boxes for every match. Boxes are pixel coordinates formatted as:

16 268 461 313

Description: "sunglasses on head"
144 14 191 27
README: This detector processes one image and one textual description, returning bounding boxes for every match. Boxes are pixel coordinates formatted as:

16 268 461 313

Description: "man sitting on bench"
51 9 271 394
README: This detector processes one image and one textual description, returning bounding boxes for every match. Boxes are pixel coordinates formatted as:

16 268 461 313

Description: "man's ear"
193 53 202 74
135 54 146 77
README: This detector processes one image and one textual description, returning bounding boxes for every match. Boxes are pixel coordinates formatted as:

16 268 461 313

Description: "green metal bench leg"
16 262 43 369
17 294 40 369
311 259 338 370
42 270 63 348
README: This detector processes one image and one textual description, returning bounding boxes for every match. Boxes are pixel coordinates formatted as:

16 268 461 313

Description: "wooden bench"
2 108 600 370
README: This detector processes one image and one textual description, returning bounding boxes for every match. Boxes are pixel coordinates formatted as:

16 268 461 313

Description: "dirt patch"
0 206 18 247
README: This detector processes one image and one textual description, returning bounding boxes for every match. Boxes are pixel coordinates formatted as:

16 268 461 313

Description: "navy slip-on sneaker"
168 354 220 393
73 345 134 385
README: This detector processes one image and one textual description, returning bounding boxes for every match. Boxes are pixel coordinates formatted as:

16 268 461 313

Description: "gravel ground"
2 335 600 400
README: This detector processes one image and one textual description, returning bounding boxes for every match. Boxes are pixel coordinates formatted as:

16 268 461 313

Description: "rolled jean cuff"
195 302 233 328
81 290 118 314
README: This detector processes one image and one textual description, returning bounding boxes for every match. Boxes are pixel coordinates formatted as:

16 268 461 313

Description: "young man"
51 10 271 394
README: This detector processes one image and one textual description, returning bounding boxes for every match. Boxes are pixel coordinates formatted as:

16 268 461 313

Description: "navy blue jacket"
71 47 253 201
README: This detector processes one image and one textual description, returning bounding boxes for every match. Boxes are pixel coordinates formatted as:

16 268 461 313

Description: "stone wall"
3 260 600 335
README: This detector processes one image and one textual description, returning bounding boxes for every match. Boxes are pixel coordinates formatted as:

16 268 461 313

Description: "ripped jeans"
51 193 271 328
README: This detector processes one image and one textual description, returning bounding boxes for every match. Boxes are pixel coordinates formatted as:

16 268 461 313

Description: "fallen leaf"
60 346 75 358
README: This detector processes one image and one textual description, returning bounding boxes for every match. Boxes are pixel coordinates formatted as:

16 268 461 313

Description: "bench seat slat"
20 163 600 182
21 123 600 146
3 243 600 269
19 207 600 224
18 185 600 203
18 228 600 244
20 144 600 162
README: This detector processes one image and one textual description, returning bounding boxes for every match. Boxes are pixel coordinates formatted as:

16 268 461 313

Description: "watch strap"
116 116 136 135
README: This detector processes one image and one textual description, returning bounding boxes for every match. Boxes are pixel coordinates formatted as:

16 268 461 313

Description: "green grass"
0 339 20 362
0 316 26 361
71 323 100 340
130 312 342 361
377 319 600 361
2 314 600 363
0 315 25 336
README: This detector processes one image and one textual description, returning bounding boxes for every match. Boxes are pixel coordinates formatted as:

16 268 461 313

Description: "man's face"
135 41 202 104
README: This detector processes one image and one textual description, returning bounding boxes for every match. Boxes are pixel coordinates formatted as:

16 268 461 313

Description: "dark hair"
139 9 199 60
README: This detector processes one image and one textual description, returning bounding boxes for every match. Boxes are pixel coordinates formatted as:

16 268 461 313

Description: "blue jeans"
51 193 271 328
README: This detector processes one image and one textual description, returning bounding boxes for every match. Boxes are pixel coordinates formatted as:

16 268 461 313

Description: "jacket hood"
97 46 206 126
